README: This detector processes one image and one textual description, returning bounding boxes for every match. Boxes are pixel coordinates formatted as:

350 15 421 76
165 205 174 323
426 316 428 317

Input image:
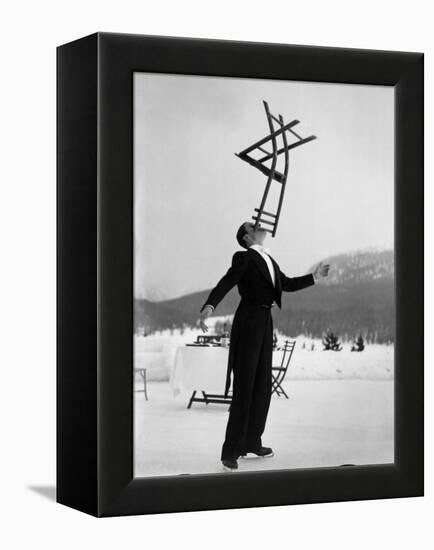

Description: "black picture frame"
57 32 424 517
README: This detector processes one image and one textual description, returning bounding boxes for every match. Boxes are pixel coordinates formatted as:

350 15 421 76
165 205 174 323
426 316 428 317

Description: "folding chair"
187 390 232 409
271 340 296 398
235 100 316 237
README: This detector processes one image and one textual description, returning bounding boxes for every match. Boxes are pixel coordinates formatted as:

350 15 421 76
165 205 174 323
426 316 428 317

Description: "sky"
134 72 394 301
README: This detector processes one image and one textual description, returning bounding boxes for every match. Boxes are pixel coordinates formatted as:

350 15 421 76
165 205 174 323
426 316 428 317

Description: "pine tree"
351 334 365 352
322 330 343 351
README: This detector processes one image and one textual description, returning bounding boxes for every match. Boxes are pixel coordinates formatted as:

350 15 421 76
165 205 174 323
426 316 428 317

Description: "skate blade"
240 451 274 459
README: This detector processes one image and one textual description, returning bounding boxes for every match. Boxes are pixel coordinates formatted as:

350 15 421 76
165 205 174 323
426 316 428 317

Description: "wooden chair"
134 368 148 400
271 340 296 398
235 100 316 237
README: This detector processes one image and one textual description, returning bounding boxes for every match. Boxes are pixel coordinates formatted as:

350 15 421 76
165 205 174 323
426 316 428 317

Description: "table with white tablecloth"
170 345 289 407
170 346 230 401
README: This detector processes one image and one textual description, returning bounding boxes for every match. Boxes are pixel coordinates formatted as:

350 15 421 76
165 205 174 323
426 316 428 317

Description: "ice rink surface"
134 379 394 477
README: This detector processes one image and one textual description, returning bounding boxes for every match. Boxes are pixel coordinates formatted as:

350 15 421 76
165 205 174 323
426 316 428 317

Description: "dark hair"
236 223 249 249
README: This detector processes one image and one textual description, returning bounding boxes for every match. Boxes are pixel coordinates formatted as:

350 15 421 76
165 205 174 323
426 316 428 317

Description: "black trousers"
221 305 273 461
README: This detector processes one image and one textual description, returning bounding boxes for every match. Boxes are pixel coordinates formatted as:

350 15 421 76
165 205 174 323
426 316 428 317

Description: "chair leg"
143 369 148 401
187 390 197 409
279 385 289 399
272 377 289 399
271 375 279 396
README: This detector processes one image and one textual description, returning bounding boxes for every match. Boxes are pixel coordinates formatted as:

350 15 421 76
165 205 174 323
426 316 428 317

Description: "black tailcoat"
200 247 315 459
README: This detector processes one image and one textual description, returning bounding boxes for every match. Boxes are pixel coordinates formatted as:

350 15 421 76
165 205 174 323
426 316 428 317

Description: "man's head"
236 221 267 249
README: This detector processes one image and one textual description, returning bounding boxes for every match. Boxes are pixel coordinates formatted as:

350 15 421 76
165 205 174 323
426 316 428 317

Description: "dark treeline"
135 302 395 344
272 306 395 344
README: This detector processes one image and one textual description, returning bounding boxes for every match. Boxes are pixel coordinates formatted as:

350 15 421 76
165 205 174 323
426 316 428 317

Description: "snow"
134 326 394 382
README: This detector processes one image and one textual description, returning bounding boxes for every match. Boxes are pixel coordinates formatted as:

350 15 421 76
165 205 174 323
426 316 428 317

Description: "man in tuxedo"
199 221 330 472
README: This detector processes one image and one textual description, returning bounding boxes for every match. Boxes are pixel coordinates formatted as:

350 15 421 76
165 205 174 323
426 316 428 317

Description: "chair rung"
254 208 277 218
252 216 275 227
288 127 303 140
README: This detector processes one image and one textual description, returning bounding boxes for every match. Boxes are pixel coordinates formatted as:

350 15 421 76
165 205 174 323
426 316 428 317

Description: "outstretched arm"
198 251 248 333
280 270 316 292
280 260 330 292
200 251 248 313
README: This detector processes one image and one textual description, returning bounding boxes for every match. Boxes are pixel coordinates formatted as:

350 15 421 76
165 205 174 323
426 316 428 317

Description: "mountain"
134 299 188 335
307 248 394 286
134 248 395 343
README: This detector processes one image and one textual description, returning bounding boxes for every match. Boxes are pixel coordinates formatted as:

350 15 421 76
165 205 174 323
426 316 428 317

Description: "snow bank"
134 328 394 382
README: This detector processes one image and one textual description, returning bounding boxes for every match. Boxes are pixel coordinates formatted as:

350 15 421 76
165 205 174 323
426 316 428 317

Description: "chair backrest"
278 340 296 372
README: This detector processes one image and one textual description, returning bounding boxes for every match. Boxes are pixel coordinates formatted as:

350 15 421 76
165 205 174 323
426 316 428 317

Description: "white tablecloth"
169 346 288 397
170 346 230 397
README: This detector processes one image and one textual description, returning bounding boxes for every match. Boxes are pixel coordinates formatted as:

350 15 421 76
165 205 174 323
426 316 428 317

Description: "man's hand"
313 261 330 281
199 305 214 333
